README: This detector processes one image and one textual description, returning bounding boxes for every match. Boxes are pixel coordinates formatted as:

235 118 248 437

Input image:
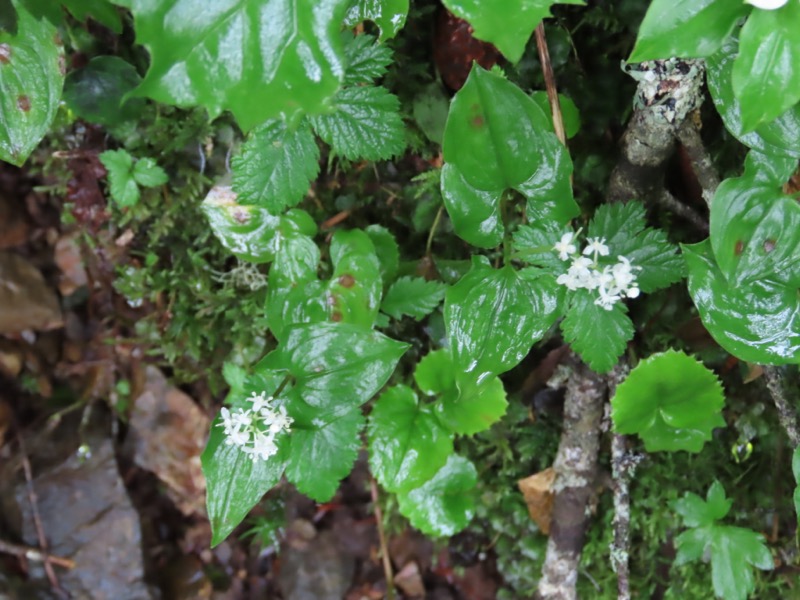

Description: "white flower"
216 391 293 462
553 232 578 261
745 0 788 9
583 237 610 258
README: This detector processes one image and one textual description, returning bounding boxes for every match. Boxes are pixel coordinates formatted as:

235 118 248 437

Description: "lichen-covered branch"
763 366 800 450
676 119 720 204
536 355 607 600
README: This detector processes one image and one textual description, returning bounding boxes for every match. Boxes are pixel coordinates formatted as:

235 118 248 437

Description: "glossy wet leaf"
561 290 634 374
709 177 800 286
344 0 408 41
441 0 584 64
612 350 725 452
343 33 393 85
445 258 560 382
733 2 800 132
258 322 408 421
63 56 143 126
285 408 364 502
232 119 320 212
202 411 288 546
683 240 800 365
530 91 580 139
674 482 773 600
0 2 64 166
326 229 383 327
311 86 405 160
440 163 503 248
116 0 349 130
368 385 453 493
397 454 477 537
381 276 446 320
414 349 508 435
743 150 798 186
628 0 747 62
442 64 553 191
707 39 800 159
587 202 684 293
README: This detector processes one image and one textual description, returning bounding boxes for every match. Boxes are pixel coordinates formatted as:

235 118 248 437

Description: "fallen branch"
0 538 75 569
762 367 800 450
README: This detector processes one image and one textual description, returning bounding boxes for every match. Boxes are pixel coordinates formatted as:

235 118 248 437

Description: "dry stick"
537 356 607 600
14 428 63 593
762 367 800 450
0 539 75 569
534 23 566 146
370 476 395 600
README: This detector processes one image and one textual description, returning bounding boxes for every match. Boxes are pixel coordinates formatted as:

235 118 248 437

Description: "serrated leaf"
257 322 408 421
707 38 800 159
396 454 477 537
445 257 560 382
414 349 508 435
62 56 143 126
311 85 405 160
587 202 683 293
612 350 725 453
733 2 800 132
368 385 454 493
284 408 364 502
61 0 122 32
382 276 447 320
441 0 584 64
628 0 747 62
132 157 168 187
674 482 773 600
440 163 503 248
513 221 572 273
115 0 349 130
710 177 800 287
344 0 408 42
561 290 634 373
343 32 393 84
364 224 399 283
232 119 320 212
683 239 800 365
99 149 140 207
202 411 288 546
0 2 64 166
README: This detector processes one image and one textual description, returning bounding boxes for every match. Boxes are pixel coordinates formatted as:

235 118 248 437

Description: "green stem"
426 205 444 256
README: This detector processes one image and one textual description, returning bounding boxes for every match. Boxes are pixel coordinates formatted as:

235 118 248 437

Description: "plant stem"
426 205 444 256
370 477 395 600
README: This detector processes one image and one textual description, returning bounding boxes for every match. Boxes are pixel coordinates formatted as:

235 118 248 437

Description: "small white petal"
745 0 788 9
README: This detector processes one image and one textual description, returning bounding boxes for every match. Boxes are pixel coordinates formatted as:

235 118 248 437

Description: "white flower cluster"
218 392 293 462
553 232 641 311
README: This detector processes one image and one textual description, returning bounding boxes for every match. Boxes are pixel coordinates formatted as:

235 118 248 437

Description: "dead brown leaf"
518 467 556 535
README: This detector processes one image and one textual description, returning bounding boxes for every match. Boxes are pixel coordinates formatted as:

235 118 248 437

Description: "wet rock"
279 523 355 600
4 429 154 599
125 366 209 516
0 251 62 334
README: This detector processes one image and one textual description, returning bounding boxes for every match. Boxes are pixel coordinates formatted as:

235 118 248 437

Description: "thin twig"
0 539 75 569
656 189 708 234
762 366 800 450
320 209 351 230
426 205 444 256
534 23 567 146
370 477 395 600
14 427 62 592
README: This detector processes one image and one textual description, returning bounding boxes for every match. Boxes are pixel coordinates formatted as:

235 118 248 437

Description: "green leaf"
588 202 684 293
0 0 17 34
441 0 584 64
445 258 560 382
561 290 634 373
440 163 503 248
60 0 122 31
442 64 553 191
709 177 800 287
733 2 800 132
612 350 726 453
62 56 143 126
414 349 508 435
344 0 409 42
530 91 581 139
0 2 64 166
413 82 449 145
232 119 320 212
513 221 572 273
743 150 798 186
326 229 383 327
285 408 364 502
202 411 288 546
132 157 168 187
258 322 408 421
397 454 477 537
364 224 399 283
514 133 578 225
707 39 800 159
311 85 405 160
368 385 454 493
115 0 349 130
343 32 393 85
683 240 800 365
674 482 773 600
99 149 140 207
628 0 747 62
381 276 446 320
